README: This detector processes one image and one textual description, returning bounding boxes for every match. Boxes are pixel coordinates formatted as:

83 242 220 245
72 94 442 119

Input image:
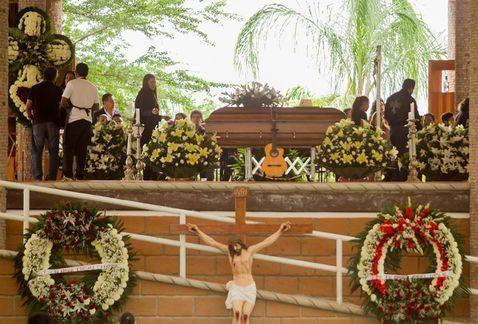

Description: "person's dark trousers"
388 125 409 181
32 122 60 180
141 127 157 180
63 120 92 180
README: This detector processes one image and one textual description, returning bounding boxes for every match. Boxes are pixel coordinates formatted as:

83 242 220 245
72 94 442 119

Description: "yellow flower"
372 150 383 162
195 134 205 143
211 134 219 142
214 145 222 154
198 147 209 157
353 128 364 136
357 152 368 164
158 133 167 143
168 142 181 152
171 128 183 137
330 152 340 161
322 137 333 147
340 142 351 151
342 154 353 164
337 130 344 138
161 154 173 163
186 130 196 138
353 141 363 149
151 149 160 160
152 129 160 138
184 143 196 152
186 153 200 165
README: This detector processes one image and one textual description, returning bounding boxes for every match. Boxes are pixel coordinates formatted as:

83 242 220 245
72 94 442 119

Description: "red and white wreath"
350 200 467 322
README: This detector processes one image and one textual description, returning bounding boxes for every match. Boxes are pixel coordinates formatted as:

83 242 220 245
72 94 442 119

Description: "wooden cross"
170 187 312 242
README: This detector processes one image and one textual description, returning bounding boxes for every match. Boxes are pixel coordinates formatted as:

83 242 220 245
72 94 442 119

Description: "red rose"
69 279 75 286
49 292 55 300
405 207 414 219
60 294 66 299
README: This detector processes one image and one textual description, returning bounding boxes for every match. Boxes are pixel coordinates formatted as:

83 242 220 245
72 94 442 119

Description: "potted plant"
317 119 397 180
142 119 222 180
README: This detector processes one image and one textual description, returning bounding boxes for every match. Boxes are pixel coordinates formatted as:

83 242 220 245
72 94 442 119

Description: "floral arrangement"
220 81 283 107
317 119 397 179
8 7 75 126
14 204 135 323
349 200 468 322
86 121 127 180
415 124 469 181
143 119 222 179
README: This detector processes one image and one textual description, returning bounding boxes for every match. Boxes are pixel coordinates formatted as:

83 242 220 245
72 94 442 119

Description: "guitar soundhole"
270 149 279 158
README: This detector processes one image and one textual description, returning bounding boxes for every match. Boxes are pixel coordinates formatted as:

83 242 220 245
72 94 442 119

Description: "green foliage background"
62 0 235 117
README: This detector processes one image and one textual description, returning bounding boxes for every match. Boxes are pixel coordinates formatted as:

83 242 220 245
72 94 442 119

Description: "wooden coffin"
205 106 345 148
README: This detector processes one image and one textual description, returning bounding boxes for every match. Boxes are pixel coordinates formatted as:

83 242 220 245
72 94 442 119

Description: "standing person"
25 67 62 181
441 112 454 127
384 79 420 181
422 113 435 127
369 99 385 121
186 222 291 324
60 63 99 180
134 74 168 180
93 93 121 124
190 110 206 134
58 71 76 128
343 108 352 120
455 98 469 127
190 110 214 180
351 96 369 126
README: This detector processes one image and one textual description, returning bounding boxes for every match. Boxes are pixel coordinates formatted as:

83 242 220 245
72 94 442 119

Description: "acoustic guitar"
262 107 287 178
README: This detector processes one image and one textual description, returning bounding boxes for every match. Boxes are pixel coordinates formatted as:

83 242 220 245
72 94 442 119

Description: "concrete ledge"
6 181 470 212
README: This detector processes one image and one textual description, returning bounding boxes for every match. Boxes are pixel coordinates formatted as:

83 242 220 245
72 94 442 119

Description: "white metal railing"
0 180 477 303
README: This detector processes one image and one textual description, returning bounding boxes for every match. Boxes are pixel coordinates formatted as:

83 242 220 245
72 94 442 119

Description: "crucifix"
170 186 312 242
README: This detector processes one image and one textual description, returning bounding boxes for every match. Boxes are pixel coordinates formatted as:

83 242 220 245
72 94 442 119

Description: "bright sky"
124 0 448 114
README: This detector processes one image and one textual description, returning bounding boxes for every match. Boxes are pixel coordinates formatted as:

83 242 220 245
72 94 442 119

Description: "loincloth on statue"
225 281 257 309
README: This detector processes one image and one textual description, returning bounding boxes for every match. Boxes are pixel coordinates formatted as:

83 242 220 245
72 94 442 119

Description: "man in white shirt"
60 63 99 180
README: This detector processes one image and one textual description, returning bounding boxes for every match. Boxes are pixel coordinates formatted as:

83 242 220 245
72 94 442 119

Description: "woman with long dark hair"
135 74 161 147
351 96 369 126
135 74 170 179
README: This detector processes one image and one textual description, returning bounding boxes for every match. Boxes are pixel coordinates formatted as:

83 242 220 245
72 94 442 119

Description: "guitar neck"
271 107 278 150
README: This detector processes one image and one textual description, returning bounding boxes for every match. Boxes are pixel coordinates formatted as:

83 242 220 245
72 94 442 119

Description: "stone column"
47 0 62 33
0 0 10 248
447 0 456 92
469 0 478 317
455 0 471 105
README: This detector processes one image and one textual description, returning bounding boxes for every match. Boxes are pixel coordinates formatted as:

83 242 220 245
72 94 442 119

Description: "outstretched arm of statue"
248 221 291 255
186 223 228 253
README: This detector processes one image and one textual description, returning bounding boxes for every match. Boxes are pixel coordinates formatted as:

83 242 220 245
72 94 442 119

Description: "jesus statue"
186 221 291 324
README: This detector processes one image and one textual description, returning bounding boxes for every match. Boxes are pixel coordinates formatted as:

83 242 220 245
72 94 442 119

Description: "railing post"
23 188 30 242
245 147 252 181
336 238 343 304
179 213 186 278
309 147 316 182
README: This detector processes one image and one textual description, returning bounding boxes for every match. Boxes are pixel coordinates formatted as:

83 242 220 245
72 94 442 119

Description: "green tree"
63 0 235 116
234 0 444 106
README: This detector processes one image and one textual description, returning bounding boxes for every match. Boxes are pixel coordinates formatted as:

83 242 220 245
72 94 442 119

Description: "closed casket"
205 106 345 148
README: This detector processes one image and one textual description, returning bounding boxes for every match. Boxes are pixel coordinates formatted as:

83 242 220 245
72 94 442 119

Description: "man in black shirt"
26 67 62 181
384 79 421 181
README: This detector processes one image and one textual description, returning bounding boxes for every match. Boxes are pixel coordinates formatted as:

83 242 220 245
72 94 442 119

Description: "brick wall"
454 0 471 104
1 214 471 322
0 0 10 249
468 0 478 317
